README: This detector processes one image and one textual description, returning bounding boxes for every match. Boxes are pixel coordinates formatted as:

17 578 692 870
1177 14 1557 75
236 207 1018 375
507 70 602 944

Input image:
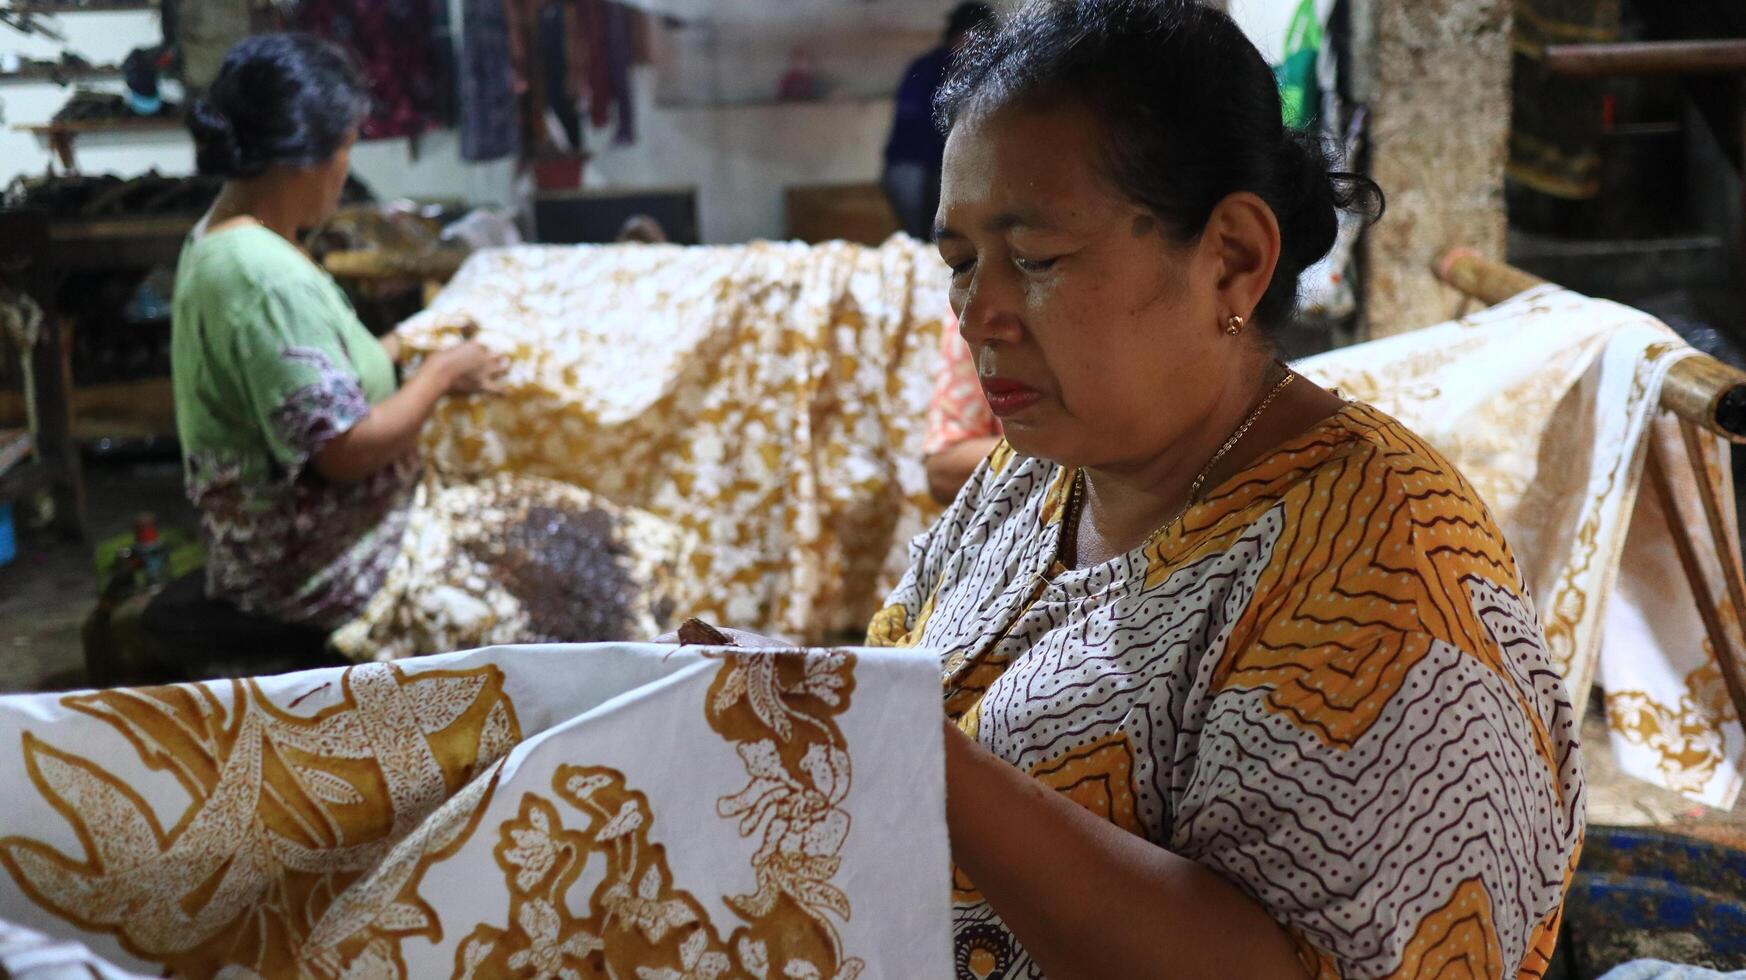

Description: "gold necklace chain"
1061 364 1297 563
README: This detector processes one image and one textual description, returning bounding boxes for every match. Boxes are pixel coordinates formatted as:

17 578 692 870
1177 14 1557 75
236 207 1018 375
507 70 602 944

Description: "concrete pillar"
1359 0 1515 337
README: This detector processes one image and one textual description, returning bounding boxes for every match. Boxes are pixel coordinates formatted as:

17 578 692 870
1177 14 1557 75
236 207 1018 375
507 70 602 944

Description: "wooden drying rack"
1437 249 1746 733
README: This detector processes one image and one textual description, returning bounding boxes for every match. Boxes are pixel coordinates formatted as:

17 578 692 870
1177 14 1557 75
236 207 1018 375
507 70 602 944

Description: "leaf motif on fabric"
409 674 490 733
598 800 645 841
371 902 432 933
296 767 365 807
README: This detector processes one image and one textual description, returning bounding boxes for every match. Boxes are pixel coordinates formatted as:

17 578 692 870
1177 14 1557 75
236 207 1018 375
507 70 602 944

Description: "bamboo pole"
1542 40 1746 79
1646 437 1746 731
1435 248 1746 444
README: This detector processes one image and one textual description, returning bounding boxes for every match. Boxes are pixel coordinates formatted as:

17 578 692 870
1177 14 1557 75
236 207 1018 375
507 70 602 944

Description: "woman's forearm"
943 722 1306 980
311 364 450 483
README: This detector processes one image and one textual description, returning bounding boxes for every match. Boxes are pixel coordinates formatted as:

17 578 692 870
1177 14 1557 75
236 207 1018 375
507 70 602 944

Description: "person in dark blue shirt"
882 3 993 240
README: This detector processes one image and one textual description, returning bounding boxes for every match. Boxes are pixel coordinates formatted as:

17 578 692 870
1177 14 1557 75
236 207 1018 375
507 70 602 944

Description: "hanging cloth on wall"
603 0 636 143
427 0 458 124
582 0 613 130
1273 0 1323 129
460 0 519 160
506 0 641 158
539 1 584 149
296 0 445 139
173 0 251 92
1507 0 1624 200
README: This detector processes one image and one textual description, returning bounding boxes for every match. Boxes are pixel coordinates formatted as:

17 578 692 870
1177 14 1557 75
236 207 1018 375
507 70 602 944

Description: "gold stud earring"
1226 314 1245 336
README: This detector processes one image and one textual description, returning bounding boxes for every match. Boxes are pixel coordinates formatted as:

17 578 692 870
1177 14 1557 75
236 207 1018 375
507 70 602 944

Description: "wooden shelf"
323 248 471 283
18 117 182 136
0 64 122 84
3 2 159 12
47 213 201 270
0 378 176 443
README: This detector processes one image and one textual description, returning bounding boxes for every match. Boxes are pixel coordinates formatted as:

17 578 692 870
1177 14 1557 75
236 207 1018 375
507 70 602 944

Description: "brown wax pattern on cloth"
463 504 638 642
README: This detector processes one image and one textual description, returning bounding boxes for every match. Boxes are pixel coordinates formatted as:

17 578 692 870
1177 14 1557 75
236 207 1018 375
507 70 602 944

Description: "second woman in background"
173 33 693 662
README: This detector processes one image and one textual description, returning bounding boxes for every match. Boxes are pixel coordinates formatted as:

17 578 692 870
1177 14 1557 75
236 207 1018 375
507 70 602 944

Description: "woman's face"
935 101 1248 471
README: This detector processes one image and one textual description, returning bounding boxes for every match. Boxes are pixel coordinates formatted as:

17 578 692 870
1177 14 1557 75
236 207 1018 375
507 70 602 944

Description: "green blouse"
170 223 419 628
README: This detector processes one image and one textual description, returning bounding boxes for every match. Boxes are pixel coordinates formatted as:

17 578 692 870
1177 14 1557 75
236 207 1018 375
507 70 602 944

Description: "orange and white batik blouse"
869 402 1585 979
923 313 1003 458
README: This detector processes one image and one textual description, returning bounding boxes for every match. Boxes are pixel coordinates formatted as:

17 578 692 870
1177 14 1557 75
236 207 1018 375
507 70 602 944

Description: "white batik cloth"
1302 284 1746 806
0 644 952 978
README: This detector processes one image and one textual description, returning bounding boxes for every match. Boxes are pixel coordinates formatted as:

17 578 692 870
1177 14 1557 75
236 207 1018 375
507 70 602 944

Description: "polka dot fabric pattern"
869 404 1584 979
396 238 949 642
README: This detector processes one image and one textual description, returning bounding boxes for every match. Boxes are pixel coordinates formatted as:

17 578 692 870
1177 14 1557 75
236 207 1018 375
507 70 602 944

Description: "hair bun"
1272 133 1339 276
1273 131 1386 282
188 99 246 178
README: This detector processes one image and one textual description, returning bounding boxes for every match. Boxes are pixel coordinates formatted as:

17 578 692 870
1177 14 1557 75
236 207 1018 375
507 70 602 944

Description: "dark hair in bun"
187 33 367 180
936 0 1385 329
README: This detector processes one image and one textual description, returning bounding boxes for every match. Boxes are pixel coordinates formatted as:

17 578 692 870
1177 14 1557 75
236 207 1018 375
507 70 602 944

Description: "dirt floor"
1 457 195 692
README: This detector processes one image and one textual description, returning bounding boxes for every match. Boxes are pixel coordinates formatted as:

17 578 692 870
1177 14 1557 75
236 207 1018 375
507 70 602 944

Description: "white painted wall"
582 66 893 243
3 14 896 243
0 10 193 182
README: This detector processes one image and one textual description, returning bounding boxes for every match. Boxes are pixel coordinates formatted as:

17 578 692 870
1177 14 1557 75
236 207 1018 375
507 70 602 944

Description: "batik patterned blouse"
868 403 1585 979
171 224 419 629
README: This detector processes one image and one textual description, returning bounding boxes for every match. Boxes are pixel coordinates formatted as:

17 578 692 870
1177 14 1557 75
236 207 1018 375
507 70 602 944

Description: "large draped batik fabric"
0 644 953 978
392 237 948 644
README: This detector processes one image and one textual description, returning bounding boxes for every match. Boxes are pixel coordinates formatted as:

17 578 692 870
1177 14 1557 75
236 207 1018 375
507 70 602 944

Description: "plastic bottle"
134 513 168 585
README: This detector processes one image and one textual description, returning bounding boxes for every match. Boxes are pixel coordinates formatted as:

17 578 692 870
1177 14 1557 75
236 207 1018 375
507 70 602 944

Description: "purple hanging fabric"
460 0 518 161
605 0 635 144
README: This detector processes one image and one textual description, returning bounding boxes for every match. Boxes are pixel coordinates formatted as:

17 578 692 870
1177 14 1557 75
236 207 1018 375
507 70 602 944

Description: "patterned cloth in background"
458 0 518 161
396 237 949 642
297 0 445 139
331 472 697 661
0 645 953 977
1508 0 1623 199
922 310 1001 458
1302 285 1746 808
868 408 1585 979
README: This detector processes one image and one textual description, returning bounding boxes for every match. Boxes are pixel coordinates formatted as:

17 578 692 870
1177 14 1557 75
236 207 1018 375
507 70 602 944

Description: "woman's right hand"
424 341 505 395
